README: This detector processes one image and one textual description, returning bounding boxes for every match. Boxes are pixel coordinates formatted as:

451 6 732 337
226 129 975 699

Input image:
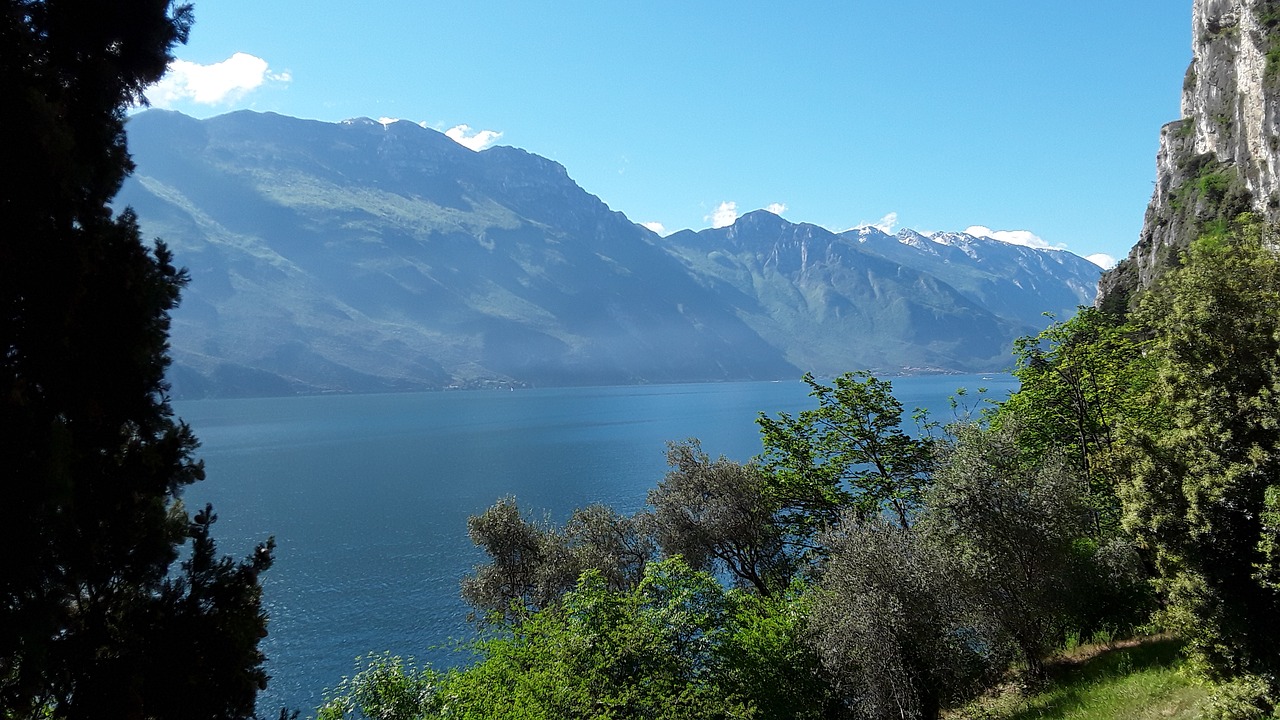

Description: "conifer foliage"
1122 224 1280 706
1 1 275 717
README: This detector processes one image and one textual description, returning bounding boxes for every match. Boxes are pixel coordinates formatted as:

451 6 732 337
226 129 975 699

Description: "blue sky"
146 1 1193 266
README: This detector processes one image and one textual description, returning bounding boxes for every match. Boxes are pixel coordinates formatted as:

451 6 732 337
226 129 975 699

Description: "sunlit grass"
952 637 1209 720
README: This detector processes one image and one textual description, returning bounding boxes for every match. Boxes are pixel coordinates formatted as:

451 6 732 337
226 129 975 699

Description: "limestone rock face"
1187 0 1280 205
1098 0 1280 310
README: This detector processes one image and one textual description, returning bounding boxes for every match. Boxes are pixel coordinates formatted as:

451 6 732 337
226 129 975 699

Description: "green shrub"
1199 172 1232 204
1205 675 1277 720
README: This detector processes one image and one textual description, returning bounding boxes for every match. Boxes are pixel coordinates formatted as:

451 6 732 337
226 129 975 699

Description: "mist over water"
174 375 1016 713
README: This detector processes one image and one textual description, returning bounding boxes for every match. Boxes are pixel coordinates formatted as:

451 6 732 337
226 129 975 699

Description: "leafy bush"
1199 172 1233 204
316 654 442 720
1205 675 1277 720
812 518 1005 720
445 558 834 719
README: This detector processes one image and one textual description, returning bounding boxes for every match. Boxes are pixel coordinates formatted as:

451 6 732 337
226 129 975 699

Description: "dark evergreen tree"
1 1 275 717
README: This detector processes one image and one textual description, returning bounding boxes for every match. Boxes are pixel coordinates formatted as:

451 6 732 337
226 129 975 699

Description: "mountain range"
117 110 1102 397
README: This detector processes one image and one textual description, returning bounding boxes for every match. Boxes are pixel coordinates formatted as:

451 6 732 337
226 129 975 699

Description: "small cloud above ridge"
445 124 503 151
706 201 738 229
851 212 899 234
765 202 788 216
964 225 1065 250
642 221 667 235
147 52 289 108
1086 253 1118 269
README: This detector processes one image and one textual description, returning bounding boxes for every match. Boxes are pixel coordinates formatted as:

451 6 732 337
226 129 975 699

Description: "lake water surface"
174 374 1016 714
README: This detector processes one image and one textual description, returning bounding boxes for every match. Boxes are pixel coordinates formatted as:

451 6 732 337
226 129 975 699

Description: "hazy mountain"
660 212 1097 376
844 226 1100 329
118 110 1100 397
120 110 795 396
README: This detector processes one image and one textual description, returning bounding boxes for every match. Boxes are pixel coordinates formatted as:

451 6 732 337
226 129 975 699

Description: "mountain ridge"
118 109 1102 397
660 211 1097 376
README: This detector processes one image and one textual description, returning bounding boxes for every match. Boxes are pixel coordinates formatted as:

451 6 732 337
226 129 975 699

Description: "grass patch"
952 637 1209 720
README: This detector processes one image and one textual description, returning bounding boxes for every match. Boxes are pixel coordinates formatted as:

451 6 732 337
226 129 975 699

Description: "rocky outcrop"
1190 0 1280 204
1098 0 1280 312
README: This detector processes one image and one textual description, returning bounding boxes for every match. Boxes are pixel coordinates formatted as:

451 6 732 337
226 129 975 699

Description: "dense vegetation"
1 1 276 717
319 216 1280 720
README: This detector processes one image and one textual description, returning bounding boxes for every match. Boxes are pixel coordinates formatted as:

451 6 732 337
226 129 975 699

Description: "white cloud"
964 225 1065 250
642 221 667 235
378 117 400 126
148 52 289 107
765 202 788 216
872 212 898 233
445 124 503 151
1086 253 1119 269
706 201 738 229
853 212 898 234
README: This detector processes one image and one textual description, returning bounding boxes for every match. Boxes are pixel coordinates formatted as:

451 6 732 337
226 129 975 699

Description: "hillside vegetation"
953 637 1208 720
316 217 1280 720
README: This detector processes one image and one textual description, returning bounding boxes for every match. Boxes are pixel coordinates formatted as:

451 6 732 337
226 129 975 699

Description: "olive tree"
649 440 789 595
921 422 1093 680
461 497 655 621
810 518 1003 720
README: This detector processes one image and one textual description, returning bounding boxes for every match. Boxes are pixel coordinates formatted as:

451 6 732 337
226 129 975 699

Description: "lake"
174 374 1017 714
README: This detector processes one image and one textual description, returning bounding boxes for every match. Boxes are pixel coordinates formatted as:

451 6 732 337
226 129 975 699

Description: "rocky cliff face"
1099 0 1280 311
1189 0 1280 203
